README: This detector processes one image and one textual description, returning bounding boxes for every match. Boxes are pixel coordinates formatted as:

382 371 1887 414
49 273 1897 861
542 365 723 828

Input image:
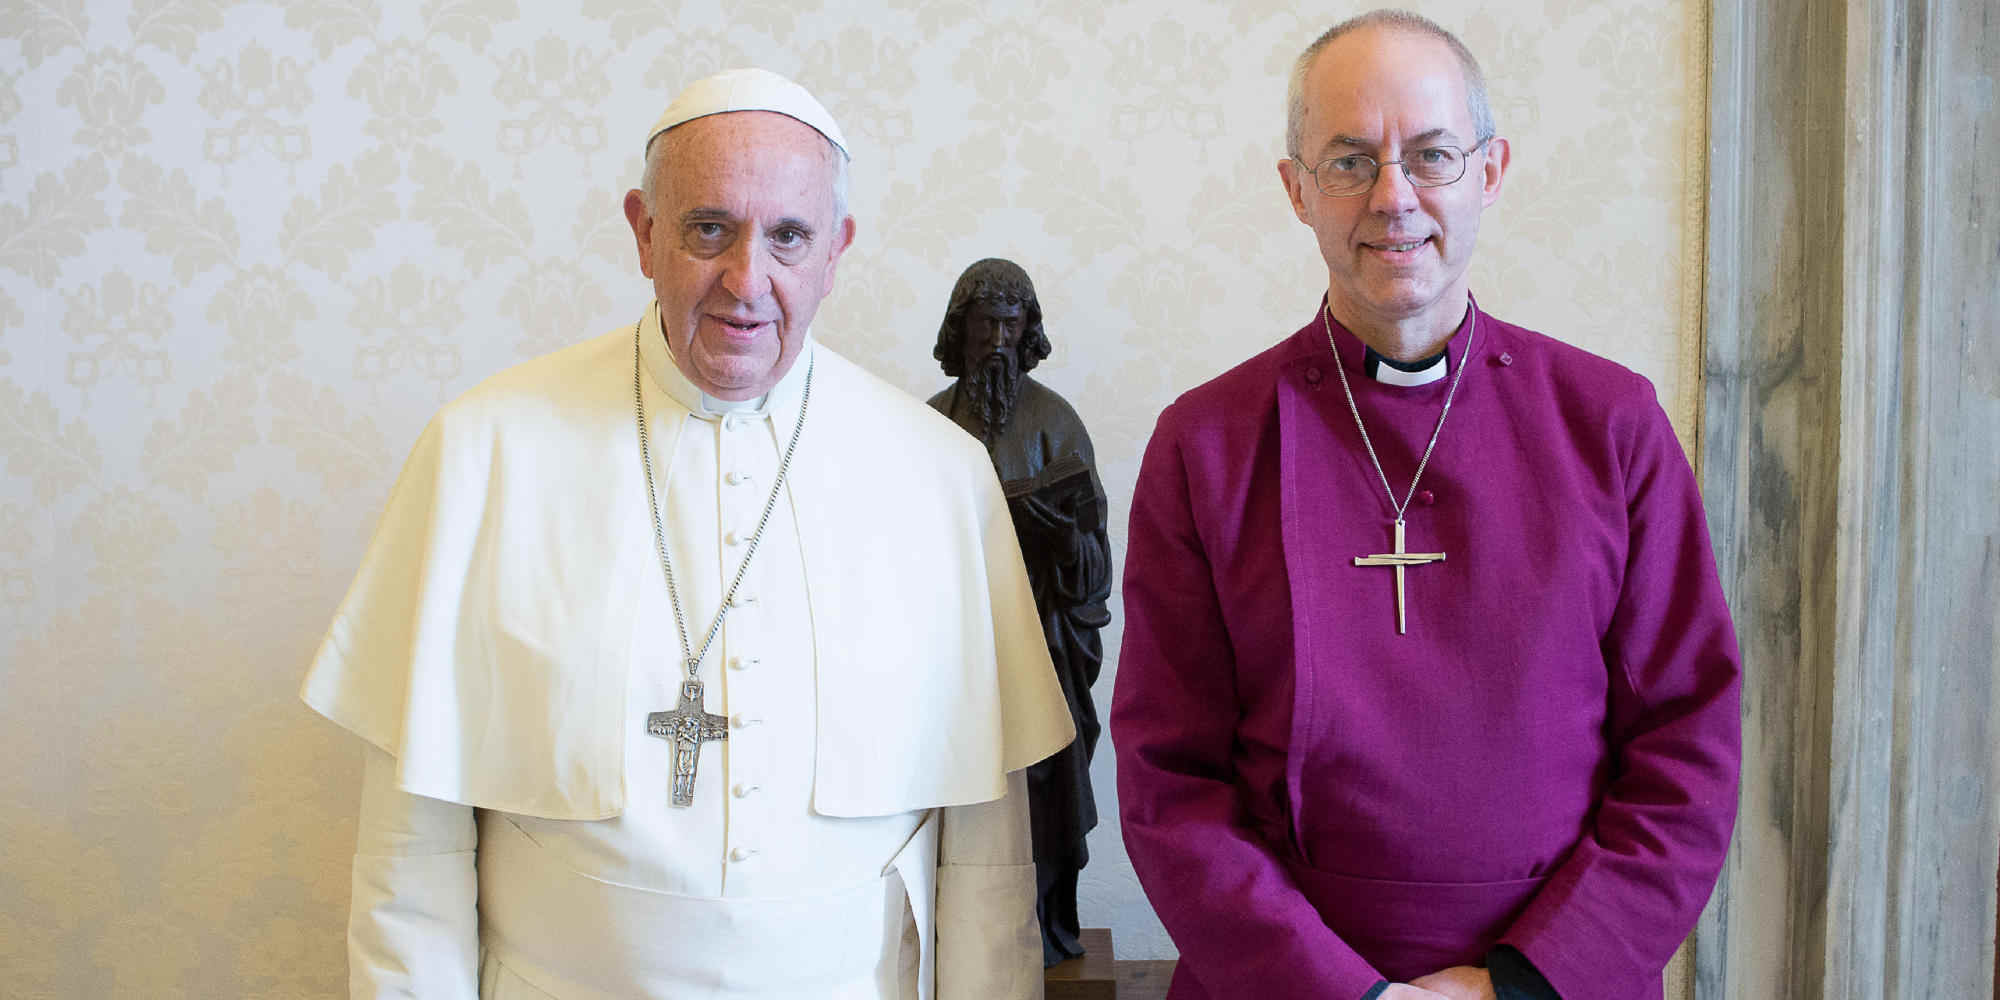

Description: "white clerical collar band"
644 67 849 158
640 301 812 422
1364 346 1449 387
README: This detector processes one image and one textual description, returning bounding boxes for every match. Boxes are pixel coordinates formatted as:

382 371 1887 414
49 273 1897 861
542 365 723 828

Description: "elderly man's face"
623 111 854 400
1278 27 1508 346
960 297 1026 375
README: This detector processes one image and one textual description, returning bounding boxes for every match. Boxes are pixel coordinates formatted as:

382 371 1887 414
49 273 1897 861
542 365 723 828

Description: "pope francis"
302 69 1075 999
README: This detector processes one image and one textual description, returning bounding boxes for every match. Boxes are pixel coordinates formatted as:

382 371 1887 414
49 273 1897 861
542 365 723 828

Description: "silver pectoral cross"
1353 518 1447 635
646 677 729 807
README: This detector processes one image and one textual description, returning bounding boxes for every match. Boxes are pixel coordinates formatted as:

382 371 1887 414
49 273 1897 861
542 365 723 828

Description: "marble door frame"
1693 0 1999 996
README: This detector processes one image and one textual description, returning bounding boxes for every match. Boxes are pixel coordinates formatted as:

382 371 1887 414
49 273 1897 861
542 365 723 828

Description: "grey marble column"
1695 0 1999 997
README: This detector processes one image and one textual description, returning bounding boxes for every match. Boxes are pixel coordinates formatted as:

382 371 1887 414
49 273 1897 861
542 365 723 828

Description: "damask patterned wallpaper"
0 0 1703 994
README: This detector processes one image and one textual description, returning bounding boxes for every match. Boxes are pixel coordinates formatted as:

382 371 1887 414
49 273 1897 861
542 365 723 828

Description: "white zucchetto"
644 67 849 158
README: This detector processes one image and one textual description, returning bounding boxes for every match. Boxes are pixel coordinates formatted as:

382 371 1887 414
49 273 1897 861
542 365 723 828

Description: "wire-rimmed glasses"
1293 137 1492 197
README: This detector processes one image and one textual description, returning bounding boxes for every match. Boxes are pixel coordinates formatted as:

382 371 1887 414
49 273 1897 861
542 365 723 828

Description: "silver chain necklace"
632 320 812 805
1326 301 1475 634
633 320 812 682
1324 301 1475 520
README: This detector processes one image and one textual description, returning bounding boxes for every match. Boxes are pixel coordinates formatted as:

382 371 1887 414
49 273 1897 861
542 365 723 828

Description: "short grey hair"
637 122 850 223
1285 9 1495 160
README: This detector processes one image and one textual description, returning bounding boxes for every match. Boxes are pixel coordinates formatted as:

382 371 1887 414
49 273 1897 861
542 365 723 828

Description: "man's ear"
1277 158 1312 224
820 214 857 295
622 189 654 279
1478 137 1511 208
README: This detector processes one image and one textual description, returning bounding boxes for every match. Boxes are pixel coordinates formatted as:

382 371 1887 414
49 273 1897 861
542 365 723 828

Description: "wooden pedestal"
1046 928 1118 1000
1044 927 1178 1000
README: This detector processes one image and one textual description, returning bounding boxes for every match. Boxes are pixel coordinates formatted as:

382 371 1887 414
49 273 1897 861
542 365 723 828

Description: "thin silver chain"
633 320 813 682
1324 301 1476 523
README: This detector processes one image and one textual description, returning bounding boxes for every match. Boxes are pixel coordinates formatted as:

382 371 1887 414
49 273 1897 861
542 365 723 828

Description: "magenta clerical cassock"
1112 302 1742 1000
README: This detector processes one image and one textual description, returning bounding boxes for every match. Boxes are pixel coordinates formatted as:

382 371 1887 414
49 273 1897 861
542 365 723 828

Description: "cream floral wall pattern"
0 0 1704 994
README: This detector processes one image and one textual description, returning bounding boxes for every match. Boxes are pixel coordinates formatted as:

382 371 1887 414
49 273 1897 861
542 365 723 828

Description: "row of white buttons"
727 706 761 857
711 411 772 880
724 469 752 556
722 548 761 860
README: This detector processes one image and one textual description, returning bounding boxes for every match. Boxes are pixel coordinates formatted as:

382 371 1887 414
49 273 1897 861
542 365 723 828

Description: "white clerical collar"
1323 295 1475 389
1364 346 1449 387
637 300 814 422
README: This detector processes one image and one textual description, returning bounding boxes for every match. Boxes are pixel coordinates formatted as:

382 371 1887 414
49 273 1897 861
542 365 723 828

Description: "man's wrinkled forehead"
1318 127 1463 157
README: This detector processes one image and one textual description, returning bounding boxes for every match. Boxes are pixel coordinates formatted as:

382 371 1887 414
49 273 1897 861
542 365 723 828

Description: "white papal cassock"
304 303 1075 999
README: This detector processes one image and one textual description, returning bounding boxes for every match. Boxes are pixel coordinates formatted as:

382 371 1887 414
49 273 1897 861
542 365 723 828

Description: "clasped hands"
1381 965 1495 1000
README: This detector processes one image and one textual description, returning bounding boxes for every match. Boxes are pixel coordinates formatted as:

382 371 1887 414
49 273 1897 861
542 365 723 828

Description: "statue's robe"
305 305 1074 999
929 376 1112 964
1113 302 1741 1000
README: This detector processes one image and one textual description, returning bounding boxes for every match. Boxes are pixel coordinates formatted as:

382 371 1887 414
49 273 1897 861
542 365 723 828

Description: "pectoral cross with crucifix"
1353 518 1446 635
647 677 729 807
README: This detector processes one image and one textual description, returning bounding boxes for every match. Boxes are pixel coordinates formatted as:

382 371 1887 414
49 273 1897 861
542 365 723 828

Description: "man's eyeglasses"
1292 137 1492 197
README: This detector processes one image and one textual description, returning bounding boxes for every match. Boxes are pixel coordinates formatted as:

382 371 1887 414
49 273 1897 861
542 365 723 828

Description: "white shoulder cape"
302 324 1074 820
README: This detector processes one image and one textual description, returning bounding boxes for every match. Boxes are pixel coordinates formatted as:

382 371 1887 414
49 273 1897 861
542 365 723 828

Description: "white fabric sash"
477 810 939 999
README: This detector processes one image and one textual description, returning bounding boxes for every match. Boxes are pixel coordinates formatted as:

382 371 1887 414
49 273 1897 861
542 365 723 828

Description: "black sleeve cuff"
1488 945 1561 1000
1360 981 1391 1000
